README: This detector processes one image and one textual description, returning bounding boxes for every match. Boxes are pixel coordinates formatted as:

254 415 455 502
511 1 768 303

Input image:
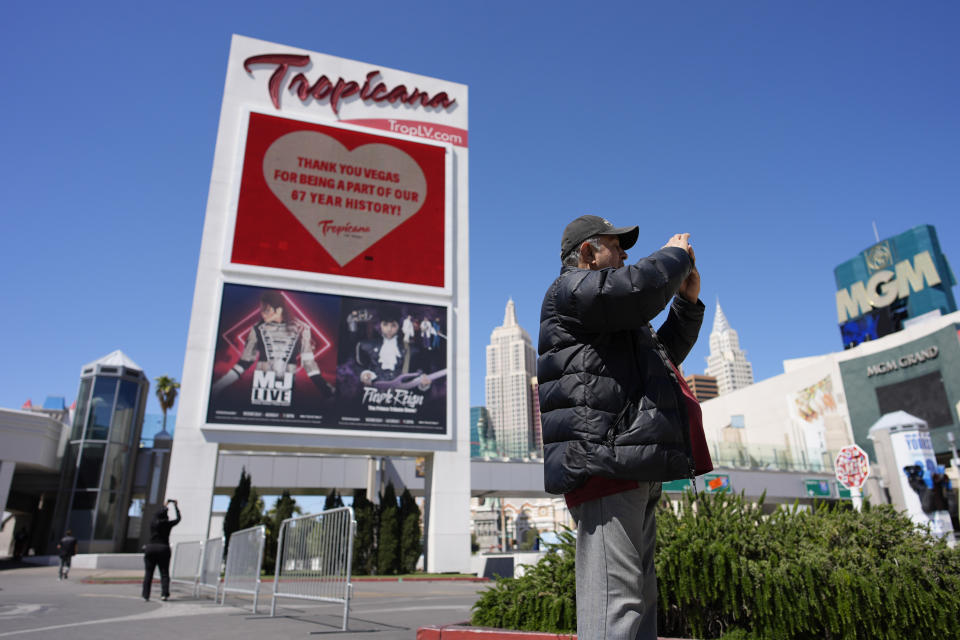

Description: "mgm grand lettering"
866 346 939 377
836 251 942 323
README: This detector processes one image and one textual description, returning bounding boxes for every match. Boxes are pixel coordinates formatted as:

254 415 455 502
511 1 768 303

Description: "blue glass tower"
54 351 148 552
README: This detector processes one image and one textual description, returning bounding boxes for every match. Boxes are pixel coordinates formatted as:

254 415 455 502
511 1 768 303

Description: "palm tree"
154 375 180 433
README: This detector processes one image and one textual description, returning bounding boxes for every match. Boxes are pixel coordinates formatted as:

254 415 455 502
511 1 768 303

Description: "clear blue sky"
2 1 957 419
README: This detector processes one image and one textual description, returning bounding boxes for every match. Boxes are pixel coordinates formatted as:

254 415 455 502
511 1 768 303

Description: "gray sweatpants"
570 482 661 640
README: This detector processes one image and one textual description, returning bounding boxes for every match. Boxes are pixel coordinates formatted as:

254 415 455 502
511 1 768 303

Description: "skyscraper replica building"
705 301 755 396
485 299 537 458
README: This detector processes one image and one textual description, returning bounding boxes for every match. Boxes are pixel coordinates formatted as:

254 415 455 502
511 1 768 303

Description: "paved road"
0 564 487 639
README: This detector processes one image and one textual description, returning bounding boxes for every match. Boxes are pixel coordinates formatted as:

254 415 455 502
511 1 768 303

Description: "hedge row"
472 491 960 639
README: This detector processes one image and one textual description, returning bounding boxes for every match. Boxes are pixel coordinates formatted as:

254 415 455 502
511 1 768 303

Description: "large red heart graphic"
263 130 427 266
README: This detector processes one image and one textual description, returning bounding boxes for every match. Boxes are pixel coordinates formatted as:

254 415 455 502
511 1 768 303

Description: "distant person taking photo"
142 499 181 601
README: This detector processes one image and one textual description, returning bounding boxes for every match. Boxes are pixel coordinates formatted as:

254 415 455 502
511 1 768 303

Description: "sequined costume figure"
212 291 333 397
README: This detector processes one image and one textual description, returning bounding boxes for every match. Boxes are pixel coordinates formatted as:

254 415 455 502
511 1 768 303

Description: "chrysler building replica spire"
485 299 537 458
705 300 754 395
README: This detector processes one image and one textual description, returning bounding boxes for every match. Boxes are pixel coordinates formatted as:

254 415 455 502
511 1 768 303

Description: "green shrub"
263 490 299 574
324 489 344 510
471 529 576 633
378 483 400 575
223 468 252 557
352 489 376 575
399 488 422 573
238 487 265 530
471 491 960 639
717 629 763 640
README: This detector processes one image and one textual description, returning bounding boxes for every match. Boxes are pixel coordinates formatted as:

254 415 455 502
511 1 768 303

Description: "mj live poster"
207 283 448 435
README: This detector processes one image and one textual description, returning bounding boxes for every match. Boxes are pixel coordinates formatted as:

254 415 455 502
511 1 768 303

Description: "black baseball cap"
560 215 639 258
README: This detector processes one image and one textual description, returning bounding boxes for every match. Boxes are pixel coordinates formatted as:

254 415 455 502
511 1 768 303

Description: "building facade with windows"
684 374 719 402
484 300 537 459
51 351 149 553
470 406 496 458
1 352 180 558
700 312 960 519
530 377 543 457
705 301 755 396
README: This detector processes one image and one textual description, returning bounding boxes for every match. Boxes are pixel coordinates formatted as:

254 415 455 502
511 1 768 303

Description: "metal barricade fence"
197 535 224 599
221 525 266 612
270 507 356 630
170 540 203 593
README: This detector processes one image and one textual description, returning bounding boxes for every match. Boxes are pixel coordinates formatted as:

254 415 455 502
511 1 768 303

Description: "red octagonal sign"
835 444 870 489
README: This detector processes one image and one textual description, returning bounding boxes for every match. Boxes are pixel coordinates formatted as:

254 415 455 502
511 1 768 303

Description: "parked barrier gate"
170 540 203 594
197 535 224 599
270 507 356 630
222 524 266 612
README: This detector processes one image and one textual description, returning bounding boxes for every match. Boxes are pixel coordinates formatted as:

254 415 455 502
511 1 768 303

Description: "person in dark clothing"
13 528 28 560
538 215 706 640
143 499 181 601
57 530 78 580
356 309 431 390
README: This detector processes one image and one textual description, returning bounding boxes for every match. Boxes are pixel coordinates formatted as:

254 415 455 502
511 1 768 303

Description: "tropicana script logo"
318 220 371 237
244 54 457 115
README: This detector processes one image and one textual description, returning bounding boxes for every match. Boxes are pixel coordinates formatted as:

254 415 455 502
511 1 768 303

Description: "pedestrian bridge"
214 451 847 504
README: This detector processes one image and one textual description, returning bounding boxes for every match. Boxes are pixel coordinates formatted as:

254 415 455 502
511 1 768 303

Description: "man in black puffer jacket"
538 215 704 640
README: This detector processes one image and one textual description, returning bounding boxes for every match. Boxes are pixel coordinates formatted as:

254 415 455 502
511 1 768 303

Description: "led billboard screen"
207 283 448 435
839 300 909 348
231 112 448 287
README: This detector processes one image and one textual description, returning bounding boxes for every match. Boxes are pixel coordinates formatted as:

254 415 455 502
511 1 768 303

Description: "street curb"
81 578 158 584
416 625 574 639
354 576 490 582
416 627 688 639
82 575 490 585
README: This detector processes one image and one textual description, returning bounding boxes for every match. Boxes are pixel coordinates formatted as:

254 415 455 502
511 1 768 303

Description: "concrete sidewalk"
0 561 488 639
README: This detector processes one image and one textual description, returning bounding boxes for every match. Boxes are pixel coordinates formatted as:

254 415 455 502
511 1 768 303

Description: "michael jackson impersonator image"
211 289 334 399
537 215 712 639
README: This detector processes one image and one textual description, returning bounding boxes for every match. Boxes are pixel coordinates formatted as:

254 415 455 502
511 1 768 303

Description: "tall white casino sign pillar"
165 35 471 572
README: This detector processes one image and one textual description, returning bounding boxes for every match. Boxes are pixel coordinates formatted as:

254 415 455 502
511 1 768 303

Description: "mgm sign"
834 225 957 349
